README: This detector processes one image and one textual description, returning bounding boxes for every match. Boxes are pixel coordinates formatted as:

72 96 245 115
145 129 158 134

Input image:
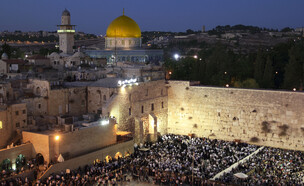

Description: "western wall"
167 81 304 151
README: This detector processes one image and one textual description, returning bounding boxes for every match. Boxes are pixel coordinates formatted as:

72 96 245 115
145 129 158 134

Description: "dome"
48 52 60 58
1 53 8 60
106 15 141 38
72 51 86 58
62 9 70 16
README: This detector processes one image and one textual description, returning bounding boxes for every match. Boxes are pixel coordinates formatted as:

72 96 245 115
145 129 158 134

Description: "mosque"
84 10 164 64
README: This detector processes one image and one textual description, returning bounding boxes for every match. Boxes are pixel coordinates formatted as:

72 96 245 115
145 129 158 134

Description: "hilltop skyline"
1 0 304 35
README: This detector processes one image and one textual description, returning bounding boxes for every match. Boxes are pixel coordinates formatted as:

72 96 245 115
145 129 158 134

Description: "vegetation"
164 38 304 90
0 43 24 59
208 24 279 36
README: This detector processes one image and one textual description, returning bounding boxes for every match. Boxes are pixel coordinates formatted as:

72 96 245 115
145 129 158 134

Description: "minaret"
57 9 75 54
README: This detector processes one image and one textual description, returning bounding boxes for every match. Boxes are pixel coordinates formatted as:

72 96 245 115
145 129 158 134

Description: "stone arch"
36 87 41 95
36 153 44 165
114 152 123 160
105 155 112 163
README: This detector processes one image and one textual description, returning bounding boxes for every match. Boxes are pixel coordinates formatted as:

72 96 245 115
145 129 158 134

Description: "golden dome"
106 15 141 38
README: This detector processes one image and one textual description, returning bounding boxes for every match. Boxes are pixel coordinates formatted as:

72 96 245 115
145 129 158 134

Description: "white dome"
72 51 86 58
48 52 60 58
1 53 8 60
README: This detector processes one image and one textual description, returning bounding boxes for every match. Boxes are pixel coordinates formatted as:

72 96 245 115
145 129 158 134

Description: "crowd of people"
130 134 258 184
217 147 304 185
35 157 131 185
2 134 304 185
0 158 38 186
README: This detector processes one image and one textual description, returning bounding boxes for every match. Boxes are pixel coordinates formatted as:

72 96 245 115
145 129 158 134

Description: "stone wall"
0 143 33 165
40 140 134 180
9 103 27 129
0 103 27 148
106 80 168 142
22 122 116 163
0 109 13 148
167 81 304 151
22 132 50 163
87 87 117 114
22 97 48 116
27 79 50 97
48 87 87 116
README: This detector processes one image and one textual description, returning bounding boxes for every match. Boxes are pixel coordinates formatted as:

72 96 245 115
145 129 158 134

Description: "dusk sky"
1 0 304 35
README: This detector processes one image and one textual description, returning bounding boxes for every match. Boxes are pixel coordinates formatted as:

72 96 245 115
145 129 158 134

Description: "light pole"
55 135 60 162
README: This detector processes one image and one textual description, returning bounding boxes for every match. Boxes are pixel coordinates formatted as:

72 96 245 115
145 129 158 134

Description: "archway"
1 159 11 171
16 154 26 169
114 152 122 160
36 153 44 165
36 87 41 95
105 155 112 163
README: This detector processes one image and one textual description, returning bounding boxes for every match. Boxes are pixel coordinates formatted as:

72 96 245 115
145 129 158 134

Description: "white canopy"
234 172 248 179
57 154 64 163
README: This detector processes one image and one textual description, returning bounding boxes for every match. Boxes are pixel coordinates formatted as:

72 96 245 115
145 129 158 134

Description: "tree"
234 78 259 88
254 51 265 86
261 57 274 88
283 47 303 89
1 43 12 58
281 27 293 32
186 29 195 35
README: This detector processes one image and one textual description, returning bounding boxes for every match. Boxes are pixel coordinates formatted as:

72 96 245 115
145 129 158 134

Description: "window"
15 111 19 115
0 121 2 129
129 107 132 116
103 95 106 101
23 110 26 114
122 40 125 45
38 104 41 109
16 122 20 128
162 102 164 108
151 103 154 111
23 120 26 123
141 106 144 113
129 40 131 45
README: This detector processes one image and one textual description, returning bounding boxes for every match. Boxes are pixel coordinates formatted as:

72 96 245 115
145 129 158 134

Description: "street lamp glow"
194 55 198 59
293 88 296 91
55 135 60 141
101 120 109 125
226 84 229 88
174 54 179 60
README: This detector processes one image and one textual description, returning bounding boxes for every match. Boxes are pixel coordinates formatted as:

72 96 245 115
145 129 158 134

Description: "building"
0 53 27 75
57 9 75 54
85 10 163 64
26 54 50 67
22 117 117 163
